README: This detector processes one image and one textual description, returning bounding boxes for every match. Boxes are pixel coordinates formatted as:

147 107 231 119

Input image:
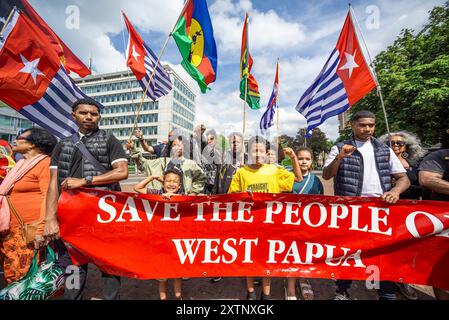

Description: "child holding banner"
228 136 302 300
133 168 184 300
285 147 323 300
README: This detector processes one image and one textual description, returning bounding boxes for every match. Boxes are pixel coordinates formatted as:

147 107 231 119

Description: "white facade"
75 65 196 146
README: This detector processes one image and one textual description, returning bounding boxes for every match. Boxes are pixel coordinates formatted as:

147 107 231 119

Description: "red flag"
0 10 82 138
21 0 91 78
122 11 172 101
335 12 376 105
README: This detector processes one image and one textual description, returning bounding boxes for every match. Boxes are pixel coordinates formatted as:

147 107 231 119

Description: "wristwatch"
85 176 93 187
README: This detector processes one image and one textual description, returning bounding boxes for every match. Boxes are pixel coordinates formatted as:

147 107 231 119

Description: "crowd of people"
0 98 448 301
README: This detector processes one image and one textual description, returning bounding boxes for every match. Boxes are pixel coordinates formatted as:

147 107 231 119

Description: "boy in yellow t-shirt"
228 136 302 300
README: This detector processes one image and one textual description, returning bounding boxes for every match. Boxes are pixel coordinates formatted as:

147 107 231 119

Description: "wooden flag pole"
127 0 190 142
349 5 391 139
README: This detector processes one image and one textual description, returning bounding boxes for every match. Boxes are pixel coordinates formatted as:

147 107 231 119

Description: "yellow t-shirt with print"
228 164 294 194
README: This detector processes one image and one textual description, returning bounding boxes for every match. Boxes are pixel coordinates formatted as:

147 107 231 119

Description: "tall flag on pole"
172 0 217 93
0 10 93 139
260 61 279 132
295 11 376 137
240 13 260 110
0 0 91 78
122 12 172 101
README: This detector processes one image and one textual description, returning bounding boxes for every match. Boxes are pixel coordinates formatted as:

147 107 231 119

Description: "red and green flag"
172 0 218 93
240 13 260 110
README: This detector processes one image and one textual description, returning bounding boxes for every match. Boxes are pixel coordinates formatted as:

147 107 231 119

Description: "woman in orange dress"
0 128 57 285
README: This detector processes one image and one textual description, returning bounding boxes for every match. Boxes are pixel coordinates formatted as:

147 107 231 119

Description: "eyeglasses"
390 140 406 146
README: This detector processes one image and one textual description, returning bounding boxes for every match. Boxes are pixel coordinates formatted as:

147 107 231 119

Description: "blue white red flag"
0 10 90 139
296 11 376 137
260 61 279 132
122 12 172 101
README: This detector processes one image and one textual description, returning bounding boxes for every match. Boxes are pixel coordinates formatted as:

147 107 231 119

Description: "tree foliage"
342 2 449 146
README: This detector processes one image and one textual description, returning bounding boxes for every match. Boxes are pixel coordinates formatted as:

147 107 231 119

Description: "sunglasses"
390 140 406 146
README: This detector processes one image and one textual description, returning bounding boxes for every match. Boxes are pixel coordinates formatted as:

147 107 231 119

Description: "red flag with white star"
0 10 90 138
122 11 172 101
296 10 377 137
335 12 376 106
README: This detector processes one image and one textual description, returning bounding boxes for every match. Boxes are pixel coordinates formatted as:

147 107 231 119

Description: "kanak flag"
0 10 90 139
122 12 172 101
296 10 376 137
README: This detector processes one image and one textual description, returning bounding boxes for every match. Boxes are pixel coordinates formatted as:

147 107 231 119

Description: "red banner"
58 188 449 290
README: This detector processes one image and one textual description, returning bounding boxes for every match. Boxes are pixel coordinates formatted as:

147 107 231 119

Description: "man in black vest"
419 129 449 300
323 110 410 300
42 98 128 300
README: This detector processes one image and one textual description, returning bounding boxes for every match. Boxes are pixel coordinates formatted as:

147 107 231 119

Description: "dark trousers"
63 264 121 300
336 280 396 300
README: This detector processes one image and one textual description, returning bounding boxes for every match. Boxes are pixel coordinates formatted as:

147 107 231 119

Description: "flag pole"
349 5 391 139
0 9 15 35
127 0 190 142
276 58 280 147
243 76 248 138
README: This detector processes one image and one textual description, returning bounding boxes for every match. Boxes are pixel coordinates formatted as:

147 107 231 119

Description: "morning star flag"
172 0 217 93
0 0 91 78
260 61 279 132
0 10 88 139
122 12 172 101
296 11 376 137
240 13 260 110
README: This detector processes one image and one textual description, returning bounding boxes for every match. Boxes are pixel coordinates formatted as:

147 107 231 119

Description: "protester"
41 98 129 300
190 124 207 163
419 136 449 300
0 145 15 184
284 147 323 300
228 136 302 300
201 129 223 194
378 131 427 300
135 128 177 158
133 168 184 300
323 111 410 300
0 128 56 285
128 135 205 195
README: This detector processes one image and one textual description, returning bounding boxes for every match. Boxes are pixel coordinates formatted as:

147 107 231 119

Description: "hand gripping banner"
58 189 449 289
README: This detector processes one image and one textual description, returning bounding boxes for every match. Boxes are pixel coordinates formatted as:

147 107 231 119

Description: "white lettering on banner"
192 201 210 221
267 240 365 267
211 202 234 222
171 238 258 264
97 194 117 223
283 202 302 225
329 204 349 229
141 200 158 222
348 205 369 232
368 207 392 235
406 211 449 238
161 203 180 221
116 197 142 222
303 202 327 227
264 201 283 224
237 202 254 223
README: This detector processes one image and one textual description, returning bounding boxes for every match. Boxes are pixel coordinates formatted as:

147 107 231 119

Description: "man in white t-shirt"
323 110 410 300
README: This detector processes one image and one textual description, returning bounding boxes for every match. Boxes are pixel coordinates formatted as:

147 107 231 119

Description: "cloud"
26 0 446 143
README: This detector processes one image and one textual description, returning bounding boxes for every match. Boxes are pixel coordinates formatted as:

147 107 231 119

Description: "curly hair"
21 127 58 155
378 131 426 162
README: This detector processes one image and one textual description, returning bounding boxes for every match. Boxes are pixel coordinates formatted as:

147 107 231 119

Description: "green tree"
342 1 449 146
